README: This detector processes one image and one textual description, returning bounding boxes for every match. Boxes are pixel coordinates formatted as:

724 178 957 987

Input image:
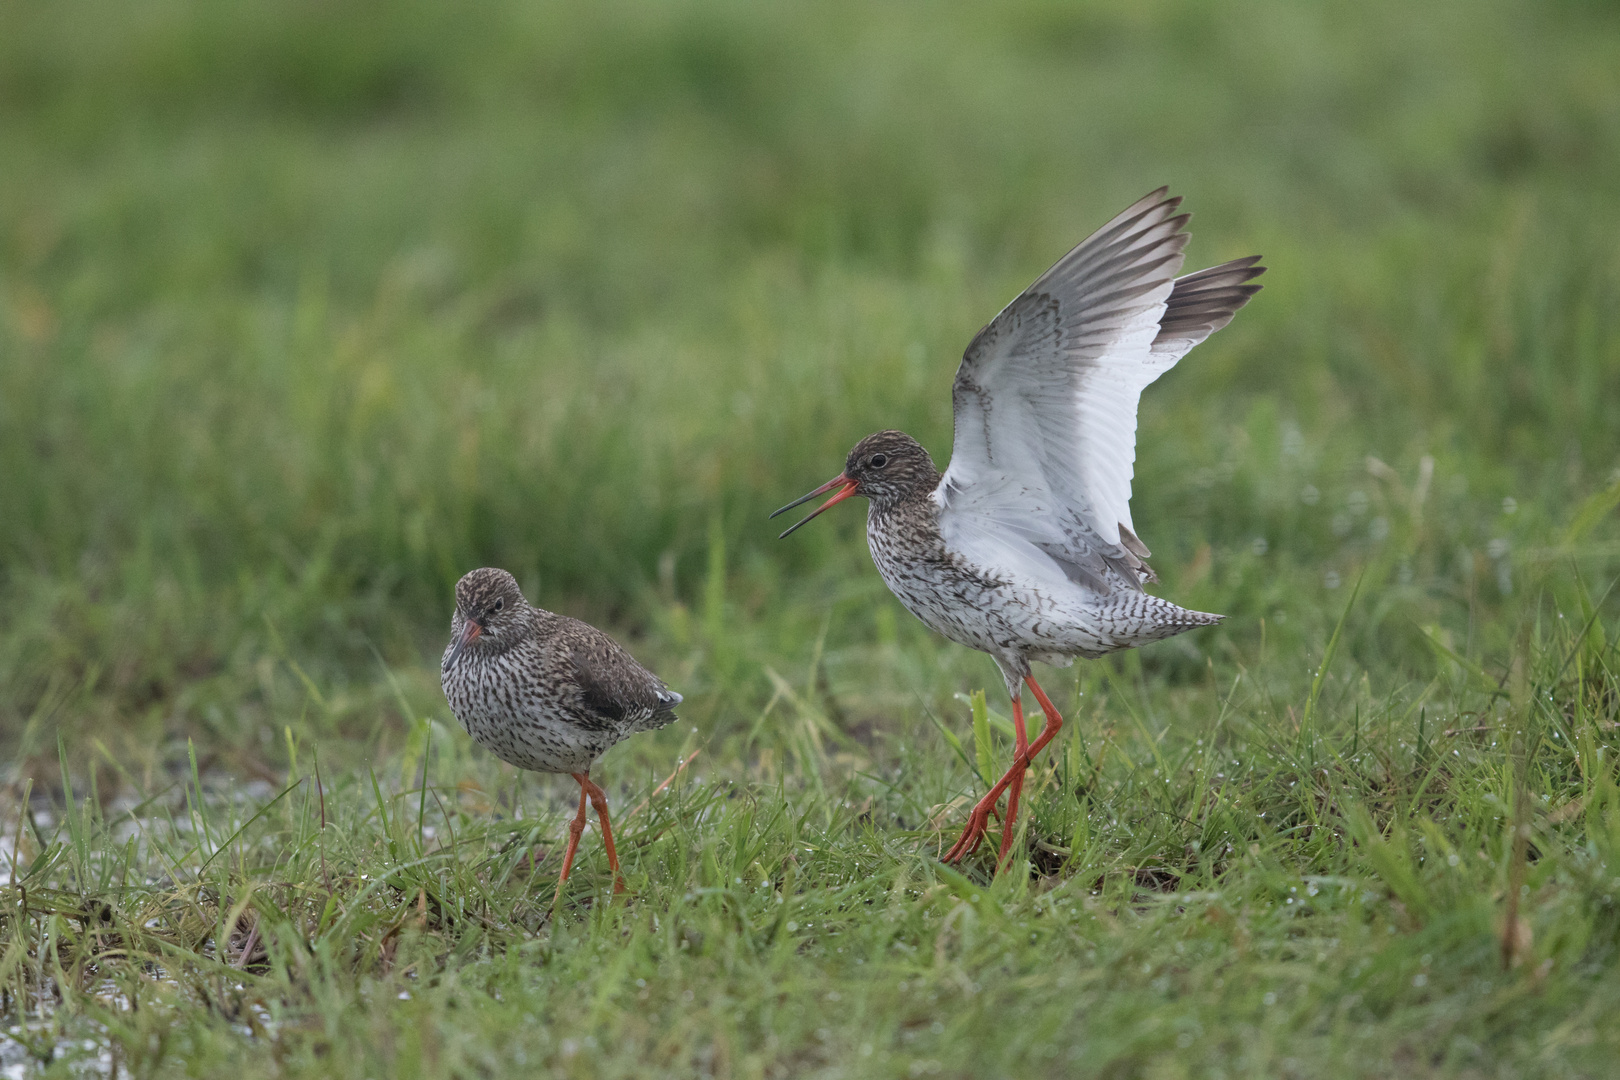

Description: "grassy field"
5 0 1620 1075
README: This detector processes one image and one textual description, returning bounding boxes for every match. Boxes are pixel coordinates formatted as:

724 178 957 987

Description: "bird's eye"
493 598 504 612
870 453 889 469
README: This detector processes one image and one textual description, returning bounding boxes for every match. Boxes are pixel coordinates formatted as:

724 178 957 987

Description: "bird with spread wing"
773 188 1263 869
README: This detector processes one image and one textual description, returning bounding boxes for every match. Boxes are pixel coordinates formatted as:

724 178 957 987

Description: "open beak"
444 617 482 670
771 474 859 538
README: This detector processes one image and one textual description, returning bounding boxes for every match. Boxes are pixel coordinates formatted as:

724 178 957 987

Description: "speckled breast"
441 649 614 775
865 504 1139 664
865 507 1022 657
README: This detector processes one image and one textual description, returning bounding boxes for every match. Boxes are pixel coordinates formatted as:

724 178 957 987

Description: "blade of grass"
971 689 993 790
1302 572 1363 734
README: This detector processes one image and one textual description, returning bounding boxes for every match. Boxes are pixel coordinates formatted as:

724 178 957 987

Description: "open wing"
936 188 1263 590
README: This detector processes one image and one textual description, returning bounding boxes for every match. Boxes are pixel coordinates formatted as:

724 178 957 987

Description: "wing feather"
1153 255 1266 358
565 619 681 732
937 190 1263 592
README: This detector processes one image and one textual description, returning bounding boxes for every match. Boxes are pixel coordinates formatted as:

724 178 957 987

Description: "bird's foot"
943 786 1008 863
943 747 1038 865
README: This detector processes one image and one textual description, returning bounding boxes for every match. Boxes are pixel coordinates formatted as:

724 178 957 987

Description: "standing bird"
441 567 682 906
773 189 1262 869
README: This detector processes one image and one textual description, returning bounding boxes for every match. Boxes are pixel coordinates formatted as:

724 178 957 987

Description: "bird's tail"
1100 593 1223 649
638 687 683 732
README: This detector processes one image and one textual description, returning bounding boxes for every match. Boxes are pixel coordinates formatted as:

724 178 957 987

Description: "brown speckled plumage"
441 567 680 901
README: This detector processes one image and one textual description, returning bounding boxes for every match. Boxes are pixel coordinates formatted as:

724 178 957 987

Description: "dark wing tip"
1131 186 1175 211
1172 255 1267 289
1154 256 1267 349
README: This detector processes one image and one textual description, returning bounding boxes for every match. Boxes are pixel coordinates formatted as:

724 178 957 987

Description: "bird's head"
444 567 528 669
773 430 937 537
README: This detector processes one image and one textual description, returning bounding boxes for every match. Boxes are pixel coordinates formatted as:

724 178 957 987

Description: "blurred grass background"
2 0 1619 783
6 2 1620 1076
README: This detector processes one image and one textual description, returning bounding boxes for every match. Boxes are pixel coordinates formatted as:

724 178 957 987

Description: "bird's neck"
868 481 941 526
524 606 569 644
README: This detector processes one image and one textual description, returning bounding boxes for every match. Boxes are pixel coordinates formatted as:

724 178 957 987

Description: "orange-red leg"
552 779 591 909
577 772 626 896
1023 675 1064 761
996 691 1031 868
943 675 1065 870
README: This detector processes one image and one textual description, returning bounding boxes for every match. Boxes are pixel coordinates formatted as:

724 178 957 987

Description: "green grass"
4 0 1620 1075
